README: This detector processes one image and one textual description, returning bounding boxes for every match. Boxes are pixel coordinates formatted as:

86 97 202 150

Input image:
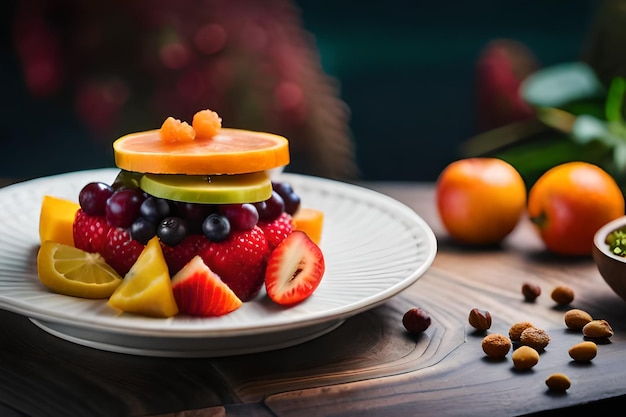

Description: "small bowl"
592 216 626 302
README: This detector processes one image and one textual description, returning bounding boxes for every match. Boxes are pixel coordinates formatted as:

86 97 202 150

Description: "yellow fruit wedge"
39 195 80 246
293 208 324 245
37 241 123 299
108 236 178 318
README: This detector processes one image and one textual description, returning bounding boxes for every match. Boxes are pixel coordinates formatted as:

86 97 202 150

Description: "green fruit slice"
139 171 272 204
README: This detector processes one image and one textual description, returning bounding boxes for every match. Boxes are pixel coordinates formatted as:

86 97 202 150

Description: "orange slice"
113 128 290 175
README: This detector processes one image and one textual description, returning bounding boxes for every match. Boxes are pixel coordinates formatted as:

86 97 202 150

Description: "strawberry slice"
73 209 111 254
102 227 145 276
172 255 242 317
258 212 293 251
264 230 325 306
200 226 269 302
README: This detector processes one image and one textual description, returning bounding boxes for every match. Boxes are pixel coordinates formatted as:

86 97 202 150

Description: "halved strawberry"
102 227 145 276
161 234 211 276
73 209 111 254
258 212 293 250
172 255 242 317
200 226 269 301
264 230 325 306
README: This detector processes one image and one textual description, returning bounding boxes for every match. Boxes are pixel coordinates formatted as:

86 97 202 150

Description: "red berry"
102 227 145 276
200 226 269 301
73 209 111 255
161 234 211 276
258 212 293 250
264 231 325 306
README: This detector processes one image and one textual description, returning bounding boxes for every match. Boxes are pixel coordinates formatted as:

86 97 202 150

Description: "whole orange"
436 157 527 245
527 161 625 256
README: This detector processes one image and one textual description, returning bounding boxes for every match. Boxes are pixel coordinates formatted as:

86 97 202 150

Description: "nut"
545 373 571 392
509 321 534 341
519 327 550 351
511 345 539 370
563 309 593 331
521 282 541 302
568 341 598 362
582 319 614 339
468 308 492 331
402 307 431 333
481 333 511 358
551 285 574 305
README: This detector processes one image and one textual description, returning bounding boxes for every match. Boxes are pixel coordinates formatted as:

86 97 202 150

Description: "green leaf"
521 62 605 108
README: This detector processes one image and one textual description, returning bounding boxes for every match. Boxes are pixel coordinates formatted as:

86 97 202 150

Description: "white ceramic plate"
0 169 437 357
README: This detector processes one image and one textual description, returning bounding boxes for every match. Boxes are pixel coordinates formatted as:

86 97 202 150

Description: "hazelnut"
481 333 511 358
521 282 541 302
545 373 571 392
512 345 539 370
402 307 431 333
568 341 598 362
582 319 614 339
519 327 550 351
509 321 534 341
551 285 574 305
468 308 492 331
563 308 593 331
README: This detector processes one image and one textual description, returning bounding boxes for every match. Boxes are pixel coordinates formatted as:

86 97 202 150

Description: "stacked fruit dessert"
37 109 325 318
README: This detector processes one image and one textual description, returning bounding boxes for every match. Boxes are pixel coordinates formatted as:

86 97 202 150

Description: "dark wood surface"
1 180 626 417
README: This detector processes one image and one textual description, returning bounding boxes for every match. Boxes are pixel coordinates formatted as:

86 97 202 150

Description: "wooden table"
1 180 625 417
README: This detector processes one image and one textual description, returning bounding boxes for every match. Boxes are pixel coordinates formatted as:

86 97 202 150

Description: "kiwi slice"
139 171 272 204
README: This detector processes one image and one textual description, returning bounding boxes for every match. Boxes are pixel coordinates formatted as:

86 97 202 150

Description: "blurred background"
1 0 614 185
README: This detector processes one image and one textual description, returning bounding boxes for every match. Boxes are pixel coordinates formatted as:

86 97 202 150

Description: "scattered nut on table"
509 321 535 341
519 327 550 351
402 307 431 333
481 333 511 358
468 308 492 331
545 373 571 392
563 309 593 331
551 285 574 305
512 345 539 370
568 341 598 362
582 319 614 339
521 282 541 302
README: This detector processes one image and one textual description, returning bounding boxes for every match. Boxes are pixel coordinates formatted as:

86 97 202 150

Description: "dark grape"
157 216 188 246
105 189 144 228
175 202 214 233
130 217 157 245
219 203 259 230
79 182 114 216
272 181 300 215
202 213 231 242
254 191 285 222
140 197 171 224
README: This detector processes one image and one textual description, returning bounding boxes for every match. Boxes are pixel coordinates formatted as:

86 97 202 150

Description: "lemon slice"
139 171 272 204
37 241 123 299
108 236 178 318
113 128 290 175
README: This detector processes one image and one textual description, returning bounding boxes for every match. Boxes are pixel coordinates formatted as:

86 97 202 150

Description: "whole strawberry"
102 227 145 276
161 234 211 276
73 209 111 254
258 212 293 251
200 226 269 301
